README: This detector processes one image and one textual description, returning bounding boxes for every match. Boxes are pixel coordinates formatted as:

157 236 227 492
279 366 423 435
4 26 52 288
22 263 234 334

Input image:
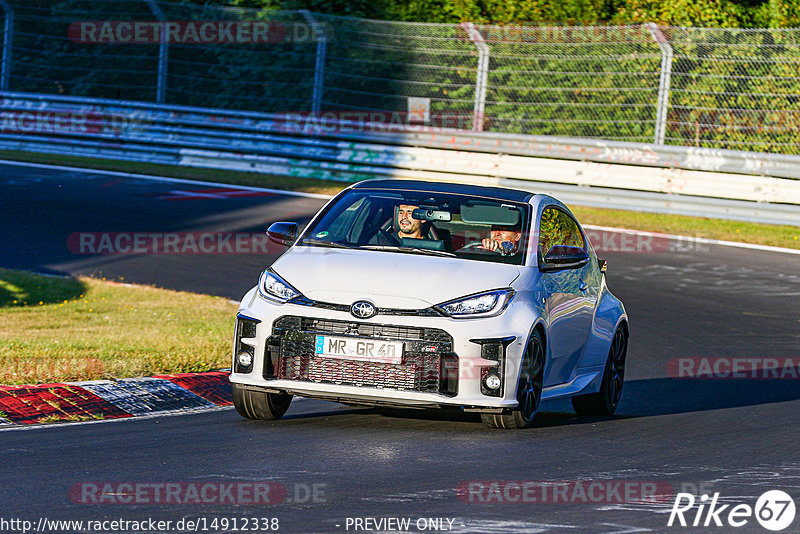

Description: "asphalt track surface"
1 162 799 533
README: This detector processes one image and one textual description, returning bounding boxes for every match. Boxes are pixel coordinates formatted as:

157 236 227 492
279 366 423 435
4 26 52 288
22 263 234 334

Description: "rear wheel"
232 383 293 420
572 325 627 416
481 330 545 429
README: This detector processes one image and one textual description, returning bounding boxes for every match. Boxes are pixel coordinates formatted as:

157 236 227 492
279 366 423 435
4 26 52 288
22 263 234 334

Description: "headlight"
437 289 514 318
258 270 302 303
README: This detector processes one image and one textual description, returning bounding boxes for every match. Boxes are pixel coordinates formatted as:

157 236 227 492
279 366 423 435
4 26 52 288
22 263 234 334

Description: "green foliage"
611 0 753 27
8 0 159 100
481 26 661 141
10 0 800 154
207 0 800 26
756 0 800 27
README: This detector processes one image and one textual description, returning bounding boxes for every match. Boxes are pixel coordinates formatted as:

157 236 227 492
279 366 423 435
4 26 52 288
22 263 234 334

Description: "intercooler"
264 316 459 396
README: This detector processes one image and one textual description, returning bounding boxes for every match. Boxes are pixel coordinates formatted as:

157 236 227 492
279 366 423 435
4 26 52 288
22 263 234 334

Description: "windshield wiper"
360 245 456 258
299 238 356 249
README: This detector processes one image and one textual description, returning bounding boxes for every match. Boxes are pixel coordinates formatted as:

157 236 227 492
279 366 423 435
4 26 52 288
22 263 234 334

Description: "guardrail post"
0 0 13 91
143 0 168 103
647 23 673 145
300 10 326 116
462 23 489 132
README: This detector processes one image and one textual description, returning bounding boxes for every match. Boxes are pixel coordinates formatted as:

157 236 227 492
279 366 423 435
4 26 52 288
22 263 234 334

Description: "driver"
396 204 424 240
480 225 521 255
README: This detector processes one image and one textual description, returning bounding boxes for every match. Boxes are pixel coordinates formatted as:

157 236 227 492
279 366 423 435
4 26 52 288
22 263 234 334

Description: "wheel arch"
616 316 630 337
513 319 548 387
532 321 547 352
527 319 548 365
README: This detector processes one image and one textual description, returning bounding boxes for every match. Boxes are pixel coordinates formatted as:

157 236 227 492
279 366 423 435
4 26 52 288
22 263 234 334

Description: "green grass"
0 269 236 386
0 269 87 307
571 206 800 249
1 150 797 249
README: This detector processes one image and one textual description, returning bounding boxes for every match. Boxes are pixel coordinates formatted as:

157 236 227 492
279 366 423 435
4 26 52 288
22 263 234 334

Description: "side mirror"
266 222 298 247
541 245 590 272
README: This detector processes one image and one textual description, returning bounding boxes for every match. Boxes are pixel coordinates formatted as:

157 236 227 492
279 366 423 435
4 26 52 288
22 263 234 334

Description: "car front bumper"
229 287 539 410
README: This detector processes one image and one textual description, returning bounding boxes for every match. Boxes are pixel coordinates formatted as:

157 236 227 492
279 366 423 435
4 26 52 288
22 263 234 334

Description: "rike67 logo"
668 490 796 531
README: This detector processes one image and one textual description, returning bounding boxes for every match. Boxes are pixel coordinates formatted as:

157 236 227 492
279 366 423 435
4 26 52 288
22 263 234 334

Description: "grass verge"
1 150 797 249
0 268 236 386
571 206 799 249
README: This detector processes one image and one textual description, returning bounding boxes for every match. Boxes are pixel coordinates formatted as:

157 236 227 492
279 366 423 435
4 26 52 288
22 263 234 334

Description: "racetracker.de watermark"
273 111 479 134
67 232 283 255
69 482 327 505
455 24 654 44
585 228 711 254
456 480 674 504
0 111 128 134
68 21 327 44
667 357 800 379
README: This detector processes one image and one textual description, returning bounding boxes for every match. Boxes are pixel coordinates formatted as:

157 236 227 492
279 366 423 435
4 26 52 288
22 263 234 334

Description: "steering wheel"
457 241 502 254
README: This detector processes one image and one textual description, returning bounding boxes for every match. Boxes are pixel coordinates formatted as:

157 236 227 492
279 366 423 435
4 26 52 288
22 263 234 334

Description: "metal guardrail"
0 91 798 226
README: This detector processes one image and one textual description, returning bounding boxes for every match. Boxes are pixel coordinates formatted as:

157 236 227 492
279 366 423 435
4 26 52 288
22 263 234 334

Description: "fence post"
0 0 13 91
647 23 673 145
143 0 168 103
462 23 489 132
300 10 326 116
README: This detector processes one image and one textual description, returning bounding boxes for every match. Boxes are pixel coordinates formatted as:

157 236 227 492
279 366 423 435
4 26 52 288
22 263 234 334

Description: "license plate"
314 335 403 364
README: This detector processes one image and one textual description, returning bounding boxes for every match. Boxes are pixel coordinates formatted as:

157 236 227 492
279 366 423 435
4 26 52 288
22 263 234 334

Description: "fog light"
484 373 502 390
237 350 253 368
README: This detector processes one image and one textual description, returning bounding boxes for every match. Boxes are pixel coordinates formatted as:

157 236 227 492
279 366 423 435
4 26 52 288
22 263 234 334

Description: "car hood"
271 246 520 309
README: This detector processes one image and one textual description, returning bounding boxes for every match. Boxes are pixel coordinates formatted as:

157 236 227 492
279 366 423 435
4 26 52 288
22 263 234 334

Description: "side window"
325 196 367 241
538 207 585 257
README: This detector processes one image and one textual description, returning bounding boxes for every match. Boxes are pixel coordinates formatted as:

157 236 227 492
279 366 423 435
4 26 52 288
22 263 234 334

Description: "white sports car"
230 180 628 429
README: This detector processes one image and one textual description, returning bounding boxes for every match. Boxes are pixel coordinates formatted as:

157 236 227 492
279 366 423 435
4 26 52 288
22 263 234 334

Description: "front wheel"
481 330 545 429
232 383 293 420
572 325 627 416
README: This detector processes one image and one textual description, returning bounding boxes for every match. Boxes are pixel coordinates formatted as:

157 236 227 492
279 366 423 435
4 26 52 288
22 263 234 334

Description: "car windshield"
298 189 530 265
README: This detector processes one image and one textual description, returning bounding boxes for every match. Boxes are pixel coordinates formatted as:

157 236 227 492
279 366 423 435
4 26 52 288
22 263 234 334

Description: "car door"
538 207 597 386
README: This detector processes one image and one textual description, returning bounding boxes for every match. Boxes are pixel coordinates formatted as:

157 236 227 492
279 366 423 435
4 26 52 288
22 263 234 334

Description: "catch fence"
3 2 800 154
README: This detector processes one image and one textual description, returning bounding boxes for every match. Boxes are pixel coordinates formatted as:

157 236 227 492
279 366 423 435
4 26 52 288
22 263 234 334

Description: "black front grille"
268 316 458 396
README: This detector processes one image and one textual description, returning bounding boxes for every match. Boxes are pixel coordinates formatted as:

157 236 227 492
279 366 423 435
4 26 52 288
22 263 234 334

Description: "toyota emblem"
351 300 376 319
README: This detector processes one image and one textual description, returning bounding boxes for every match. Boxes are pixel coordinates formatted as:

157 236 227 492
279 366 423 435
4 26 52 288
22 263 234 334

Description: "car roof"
350 179 534 203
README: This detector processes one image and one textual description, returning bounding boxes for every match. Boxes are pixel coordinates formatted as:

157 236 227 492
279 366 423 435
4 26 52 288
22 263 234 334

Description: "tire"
572 325 628 416
481 330 545 429
232 383 293 421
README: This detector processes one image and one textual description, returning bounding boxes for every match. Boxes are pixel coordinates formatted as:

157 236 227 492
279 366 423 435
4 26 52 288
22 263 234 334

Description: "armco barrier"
1 91 798 226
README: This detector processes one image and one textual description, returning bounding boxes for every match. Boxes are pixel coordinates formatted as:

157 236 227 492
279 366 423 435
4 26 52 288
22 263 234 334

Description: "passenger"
480 225 521 255
372 203 426 245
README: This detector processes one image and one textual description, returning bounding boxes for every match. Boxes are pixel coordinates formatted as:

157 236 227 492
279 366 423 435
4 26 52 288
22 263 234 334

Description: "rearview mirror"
541 245 590 272
266 222 298 247
412 208 451 222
